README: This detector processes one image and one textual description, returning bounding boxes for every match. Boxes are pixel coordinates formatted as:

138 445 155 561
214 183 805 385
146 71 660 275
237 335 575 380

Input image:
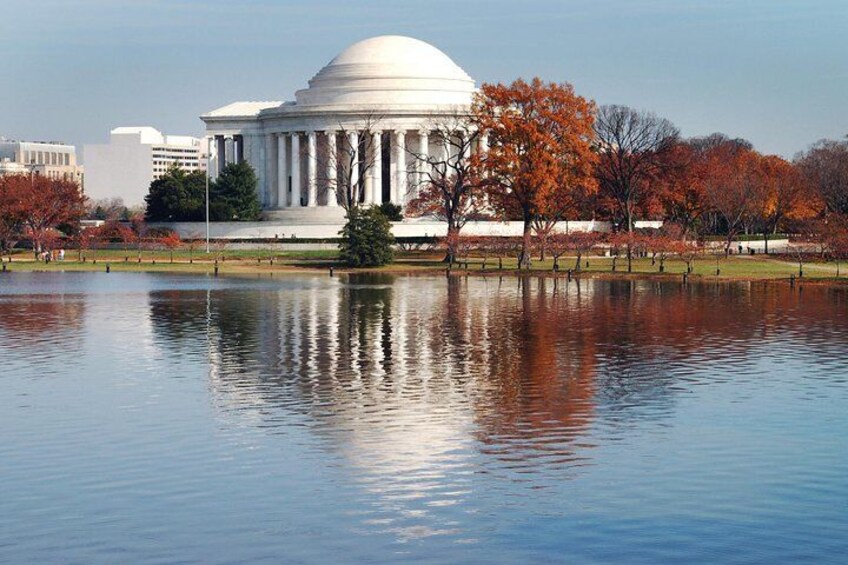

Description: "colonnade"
212 134 244 174
272 129 422 209
211 128 485 211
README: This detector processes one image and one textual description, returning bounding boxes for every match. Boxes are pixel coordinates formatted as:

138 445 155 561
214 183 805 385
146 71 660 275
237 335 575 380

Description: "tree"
647 224 686 272
474 78 597 268
606 231 628 272
70 227 96 261
699 137 764 254
0 177 24 253
825 219 848 277
594 105 680 233
532 181 595 261
378 202 403 221
796 139 848 217
210 161 261 221
86 197 127 221
0 174 85 256
96 219 136 253
406 114 485 263
149 228 181 263
489 237 522 270
550 230 599 272
144 166 206 222
755 155 810 253
318 114 385 212
545 232 571 272
656 141 709 238
676 239 703 274
338 206 395 267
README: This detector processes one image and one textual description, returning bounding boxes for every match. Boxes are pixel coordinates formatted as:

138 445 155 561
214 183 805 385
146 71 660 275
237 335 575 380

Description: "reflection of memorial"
149 277 607 460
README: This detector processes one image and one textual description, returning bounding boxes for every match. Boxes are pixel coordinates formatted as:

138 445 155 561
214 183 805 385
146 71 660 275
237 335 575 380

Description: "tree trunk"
763 231 769 254
519 219 532 269
575 252 582 272
444 222 459 264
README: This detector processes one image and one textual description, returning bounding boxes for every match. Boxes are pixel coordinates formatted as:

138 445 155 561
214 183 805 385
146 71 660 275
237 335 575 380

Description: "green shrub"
378 202 404 221
339 206 395 267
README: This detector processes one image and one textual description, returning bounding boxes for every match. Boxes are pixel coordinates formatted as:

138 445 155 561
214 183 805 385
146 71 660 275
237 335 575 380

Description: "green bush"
378 202 404 221
210 162 261 221
339 206 395 267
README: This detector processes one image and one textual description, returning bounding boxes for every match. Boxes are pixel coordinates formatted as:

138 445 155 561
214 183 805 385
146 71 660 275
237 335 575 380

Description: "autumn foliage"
474 78 597 268
0 174 86 254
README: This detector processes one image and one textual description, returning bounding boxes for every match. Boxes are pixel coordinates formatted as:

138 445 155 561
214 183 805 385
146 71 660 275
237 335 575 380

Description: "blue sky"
2 0 846 159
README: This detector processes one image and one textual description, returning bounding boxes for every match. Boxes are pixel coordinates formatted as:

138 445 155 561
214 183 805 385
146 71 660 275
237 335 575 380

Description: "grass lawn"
1 248 845 282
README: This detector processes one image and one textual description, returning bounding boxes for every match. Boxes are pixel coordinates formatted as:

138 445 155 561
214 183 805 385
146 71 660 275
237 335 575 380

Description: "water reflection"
4 272 848 561
146 274 848 541
149 276 848 448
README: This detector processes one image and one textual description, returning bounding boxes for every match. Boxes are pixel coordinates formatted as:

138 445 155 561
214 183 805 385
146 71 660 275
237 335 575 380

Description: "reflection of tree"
459 276 599 467
0 294 85 344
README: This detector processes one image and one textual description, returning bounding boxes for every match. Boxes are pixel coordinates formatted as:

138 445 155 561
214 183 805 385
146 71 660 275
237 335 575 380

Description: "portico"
201 36 479 221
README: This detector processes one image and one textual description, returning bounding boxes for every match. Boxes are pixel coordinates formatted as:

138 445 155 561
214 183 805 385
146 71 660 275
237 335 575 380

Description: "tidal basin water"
2 272 847 563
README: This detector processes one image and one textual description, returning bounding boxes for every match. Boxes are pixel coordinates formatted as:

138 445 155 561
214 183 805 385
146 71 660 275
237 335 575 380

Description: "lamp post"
205 136 211 253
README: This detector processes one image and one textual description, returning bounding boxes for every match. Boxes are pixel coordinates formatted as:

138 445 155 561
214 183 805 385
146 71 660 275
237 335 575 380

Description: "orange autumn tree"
699 136 765 254
655 140 709 238
474 78 597 268
0 174 86 257
755 155 813 253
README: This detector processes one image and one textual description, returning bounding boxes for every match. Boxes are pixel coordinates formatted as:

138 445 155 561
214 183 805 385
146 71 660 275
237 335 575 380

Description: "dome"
294 36 475 108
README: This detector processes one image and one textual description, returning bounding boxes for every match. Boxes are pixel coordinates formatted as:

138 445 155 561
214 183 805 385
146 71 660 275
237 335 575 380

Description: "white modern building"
84 127 207 205
0 138 84 183
201 35 480 222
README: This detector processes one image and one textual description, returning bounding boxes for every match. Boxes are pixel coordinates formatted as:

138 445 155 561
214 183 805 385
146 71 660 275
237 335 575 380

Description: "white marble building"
201 35 479 222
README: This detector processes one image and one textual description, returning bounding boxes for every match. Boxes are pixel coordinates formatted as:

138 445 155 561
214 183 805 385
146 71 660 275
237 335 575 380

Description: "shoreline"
2 255 847 286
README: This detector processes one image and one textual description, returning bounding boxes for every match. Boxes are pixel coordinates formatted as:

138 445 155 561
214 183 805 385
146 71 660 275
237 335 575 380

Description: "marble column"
326 131 337 207
418 130 429 192
277 133 288 208
290 133 302 207
363 137 374 205
224 136 234 166
216 136 226 174
372 131 382 204
394 130 406 204
307 131 317 207
235 135 244 164
347 131 359 205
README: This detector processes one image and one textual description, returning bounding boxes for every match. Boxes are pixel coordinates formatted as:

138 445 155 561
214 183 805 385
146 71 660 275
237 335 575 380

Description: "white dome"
294 36 475 108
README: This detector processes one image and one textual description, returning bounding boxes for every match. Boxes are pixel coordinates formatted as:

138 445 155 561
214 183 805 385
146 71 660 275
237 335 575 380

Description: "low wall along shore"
151 219 664 241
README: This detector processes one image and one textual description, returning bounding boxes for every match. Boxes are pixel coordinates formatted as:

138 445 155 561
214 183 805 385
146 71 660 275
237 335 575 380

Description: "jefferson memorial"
201 35 479 222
